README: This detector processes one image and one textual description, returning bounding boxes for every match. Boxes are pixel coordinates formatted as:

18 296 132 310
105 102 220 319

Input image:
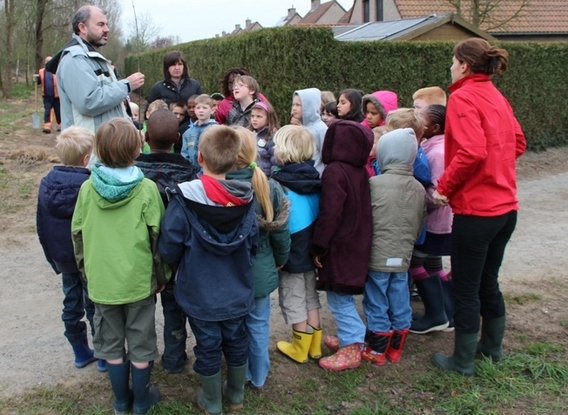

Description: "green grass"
503 292 542 305
1 341 566 415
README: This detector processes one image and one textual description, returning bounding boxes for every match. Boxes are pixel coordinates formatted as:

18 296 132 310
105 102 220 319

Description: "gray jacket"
369 128 427 272
57 34 129 131
294 88 327 176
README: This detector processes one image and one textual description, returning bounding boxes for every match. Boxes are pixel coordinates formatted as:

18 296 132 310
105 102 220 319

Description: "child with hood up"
311 120 373 371
291 88 328 176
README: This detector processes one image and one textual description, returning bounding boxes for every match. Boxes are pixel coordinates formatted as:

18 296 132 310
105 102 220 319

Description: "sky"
120 0 355 43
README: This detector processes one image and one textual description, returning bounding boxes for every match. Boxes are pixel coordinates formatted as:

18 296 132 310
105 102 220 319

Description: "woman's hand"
432 190 449 206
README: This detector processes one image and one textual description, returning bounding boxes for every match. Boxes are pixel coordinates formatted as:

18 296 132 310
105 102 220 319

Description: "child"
227 75 260 127
181 94 218 170
362 128 427 365
158 125 259 415
72 118 168 415
409 105 454 334
249 101 280 177
135 109 198 374
142 99 169 153
210 92 224 117
271 125 322 364
36 126 106 372
321 101 338 127
412 86 447 111
290 88 328 176
130 102 140 123
227 126 291 389
362 90 398 129
187 94 198 124
170 101 188 153
336 89 364 122
320 90 336 110
384 108 431 186
311 120 373 371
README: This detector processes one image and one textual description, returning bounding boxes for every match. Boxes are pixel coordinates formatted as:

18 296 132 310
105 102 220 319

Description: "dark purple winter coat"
312 120 373 295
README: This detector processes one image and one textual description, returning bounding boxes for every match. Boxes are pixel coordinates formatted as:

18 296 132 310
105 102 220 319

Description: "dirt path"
0 147 567 398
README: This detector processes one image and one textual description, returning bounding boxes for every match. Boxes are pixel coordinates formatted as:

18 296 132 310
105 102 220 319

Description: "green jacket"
227 168 291 298
72 176 169 305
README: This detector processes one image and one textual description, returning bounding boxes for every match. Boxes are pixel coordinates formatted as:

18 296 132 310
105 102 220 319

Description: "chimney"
235 24 241 31
246 19 252 28
287 7 296 19
311 0 320 10
222 31 227 37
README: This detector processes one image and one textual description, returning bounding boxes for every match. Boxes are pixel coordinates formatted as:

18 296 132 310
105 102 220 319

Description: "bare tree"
0 0 17 98
126 11 161 53
447 0 530 30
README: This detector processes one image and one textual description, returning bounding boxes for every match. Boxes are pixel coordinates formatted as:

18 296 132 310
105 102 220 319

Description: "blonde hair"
273 125 315 164
320 90 336 108
55 126 94 166
412 86 447 106
386 108 425 138
147 99 168 114
195 94 214 108
372 126 387 144
129 102 139 115
95 118 141 168
199 125 241 174
233 127 274 221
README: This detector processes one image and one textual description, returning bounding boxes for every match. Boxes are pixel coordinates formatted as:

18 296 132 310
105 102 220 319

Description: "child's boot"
323 335 340 352
386 328 409 363
433 331 478 376
409 274 449 334
441 279 455 332
319 343 361 371
106 361 131 415
71 342 97 368
97 359 107 372
308 325 323 359
223 363 246 411
476 315 506 362
361 331 392 366
131 363 161 415
197 371 222 415
277 329 313 363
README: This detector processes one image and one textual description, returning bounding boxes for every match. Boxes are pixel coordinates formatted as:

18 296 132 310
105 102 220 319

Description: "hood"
42 166 90 218
90 164 144 205
321 120 373 167
294 88 322 126
46 34 96 74
377 128 418 172
362 90 398 125
271 160 321 195
178 178 253 206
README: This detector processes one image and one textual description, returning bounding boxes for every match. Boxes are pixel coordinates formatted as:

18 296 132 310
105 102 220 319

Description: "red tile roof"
394 0 568 33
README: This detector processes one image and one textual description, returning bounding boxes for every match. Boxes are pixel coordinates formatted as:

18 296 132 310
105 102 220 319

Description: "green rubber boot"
433 332 478 377
197 371 222 415
476 315 506 362
223 363 247 411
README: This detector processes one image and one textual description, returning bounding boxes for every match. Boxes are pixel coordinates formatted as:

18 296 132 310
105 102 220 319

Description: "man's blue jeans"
61 272 94 346
188 315 248 376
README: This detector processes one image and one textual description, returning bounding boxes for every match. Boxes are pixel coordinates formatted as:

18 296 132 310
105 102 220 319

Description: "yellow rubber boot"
277 330 313 363
308 326 322 359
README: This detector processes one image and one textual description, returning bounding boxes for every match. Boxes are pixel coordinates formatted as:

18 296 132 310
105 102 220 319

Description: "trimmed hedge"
126 26 568 150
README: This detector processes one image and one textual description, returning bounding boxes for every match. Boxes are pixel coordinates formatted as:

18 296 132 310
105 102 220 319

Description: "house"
299 0 348 25
275 7 304 26
346 0 568 41
334 13 496 42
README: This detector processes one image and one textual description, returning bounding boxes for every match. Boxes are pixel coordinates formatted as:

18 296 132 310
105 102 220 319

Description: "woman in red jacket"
432 38 526 376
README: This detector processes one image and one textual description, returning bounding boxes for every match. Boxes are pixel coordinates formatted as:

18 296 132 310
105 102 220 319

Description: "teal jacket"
227 168 291 298
72 166 169 304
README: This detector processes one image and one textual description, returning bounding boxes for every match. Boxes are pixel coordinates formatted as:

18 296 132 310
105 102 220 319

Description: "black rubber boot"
106 361 130 415
410 274 449 334
131 363 161 415
433 332 478 377
441 279 455 331
476 315 506 362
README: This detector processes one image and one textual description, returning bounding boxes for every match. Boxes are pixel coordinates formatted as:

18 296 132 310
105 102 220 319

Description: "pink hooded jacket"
361 90 399 128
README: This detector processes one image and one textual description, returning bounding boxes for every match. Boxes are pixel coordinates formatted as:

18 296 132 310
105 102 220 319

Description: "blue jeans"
61 272 94 346
363 271 412 332
160 281 188 372
325 292 366 347
188 315 248 376
245 296 271 387
451 211 517 333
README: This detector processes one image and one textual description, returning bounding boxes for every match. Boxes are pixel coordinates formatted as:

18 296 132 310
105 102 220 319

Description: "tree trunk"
35 0 49 72
1 0 16 98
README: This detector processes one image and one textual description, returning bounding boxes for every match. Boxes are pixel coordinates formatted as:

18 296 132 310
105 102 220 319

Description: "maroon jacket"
312 120 373 294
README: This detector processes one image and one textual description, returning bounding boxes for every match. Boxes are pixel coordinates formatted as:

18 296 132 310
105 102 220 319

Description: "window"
376 0 384 21
363 0 370 22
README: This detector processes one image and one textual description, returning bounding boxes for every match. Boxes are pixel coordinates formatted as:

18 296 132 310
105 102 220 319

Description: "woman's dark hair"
338 89 364 122
220 67 251 97
424 104 446 134
454 38 509 75
323 101 338 117
162 50 189 79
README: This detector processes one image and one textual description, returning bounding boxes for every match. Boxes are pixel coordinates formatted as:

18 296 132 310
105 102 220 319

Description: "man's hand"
126 72 145 91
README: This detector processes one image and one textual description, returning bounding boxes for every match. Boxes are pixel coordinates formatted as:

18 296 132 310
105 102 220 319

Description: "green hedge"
126 26 568 150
